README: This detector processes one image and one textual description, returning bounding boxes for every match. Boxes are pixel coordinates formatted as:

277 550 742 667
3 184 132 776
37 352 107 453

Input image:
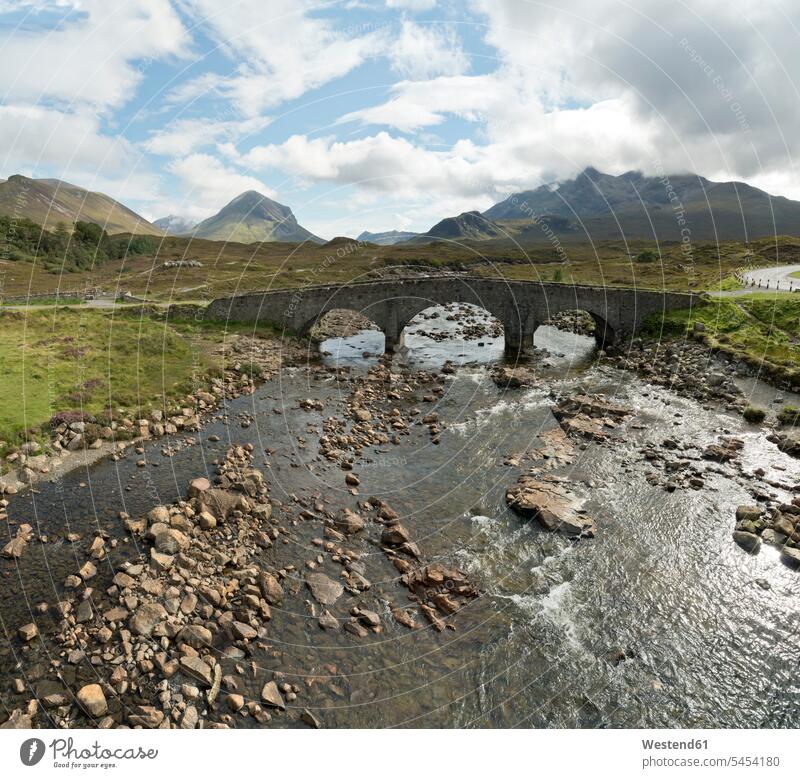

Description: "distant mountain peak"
153 215 196 236
190 190 321 244
482 167 800 241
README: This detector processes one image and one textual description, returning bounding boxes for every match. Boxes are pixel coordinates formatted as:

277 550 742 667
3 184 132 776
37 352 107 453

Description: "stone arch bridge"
204 277 702 354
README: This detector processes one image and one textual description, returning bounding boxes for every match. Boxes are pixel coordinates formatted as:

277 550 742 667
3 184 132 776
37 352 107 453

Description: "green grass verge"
714 274 744 291
0 307 220 448
643 293 800 386
0 296 87 307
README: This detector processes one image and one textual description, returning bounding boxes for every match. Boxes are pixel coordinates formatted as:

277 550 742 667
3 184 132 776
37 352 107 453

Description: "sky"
1 0 799 238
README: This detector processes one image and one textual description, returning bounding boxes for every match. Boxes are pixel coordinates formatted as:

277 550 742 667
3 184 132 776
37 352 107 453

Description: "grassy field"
0 307 228 448
3 230 797 302
0 296 86 307
646 292 800 386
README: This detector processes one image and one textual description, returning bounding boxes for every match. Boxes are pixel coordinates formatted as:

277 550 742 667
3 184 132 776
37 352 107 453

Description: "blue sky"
1 0 798 238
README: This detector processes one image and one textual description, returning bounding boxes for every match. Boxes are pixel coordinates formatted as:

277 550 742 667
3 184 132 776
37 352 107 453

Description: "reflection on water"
320 304 598 372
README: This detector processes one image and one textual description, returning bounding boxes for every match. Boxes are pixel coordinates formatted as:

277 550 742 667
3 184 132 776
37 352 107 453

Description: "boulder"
128 706 165 728
179 656 214 687
780 546 800 569
231 621 258 641
553 394 631 421
77 684 108 717
18 623 38 641
78 561 97 580
187 477 211 498
334 508 365 534
260 680 285 709
318 610 339 630
733 530 761 554
306 573 344 606
2 524 33 559
200 488 240 520
129 602 167 637
258 572 284 605
735 505 763 523
506 477 594 537
148 506 170 524
178 624 213 649
149 548 174 572
154 528 190 555
381 523 412 547
198 511 217 530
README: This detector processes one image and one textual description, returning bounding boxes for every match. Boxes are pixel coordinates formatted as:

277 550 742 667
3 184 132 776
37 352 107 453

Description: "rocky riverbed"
2 304 799 729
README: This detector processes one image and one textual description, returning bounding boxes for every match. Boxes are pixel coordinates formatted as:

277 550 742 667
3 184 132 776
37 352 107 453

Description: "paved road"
742 264 800 290
707 264 800 297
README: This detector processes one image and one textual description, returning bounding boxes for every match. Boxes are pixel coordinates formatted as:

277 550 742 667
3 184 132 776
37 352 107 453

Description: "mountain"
191 190 322 244
357 229 418 245
153 215 196 235
406 211 506 243
483 167 800 241
0 174 160 235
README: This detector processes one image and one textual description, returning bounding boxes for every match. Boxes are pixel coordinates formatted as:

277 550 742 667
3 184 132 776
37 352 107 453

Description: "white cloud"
0 104 135 175
177 0 386 116
469 0 800 182
389 21 468 80
0 1 77 12
386 0 437 10
339 74 514 131
0 0 190 110
242 131 509 217
147 116 272 156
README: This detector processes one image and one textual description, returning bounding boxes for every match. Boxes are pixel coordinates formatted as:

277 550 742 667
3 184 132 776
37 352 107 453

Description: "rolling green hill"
0 174 161 235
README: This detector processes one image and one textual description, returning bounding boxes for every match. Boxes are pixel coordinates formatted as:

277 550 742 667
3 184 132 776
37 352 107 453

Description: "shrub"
742 406 766 423
635 249 659 263
777 405 800 427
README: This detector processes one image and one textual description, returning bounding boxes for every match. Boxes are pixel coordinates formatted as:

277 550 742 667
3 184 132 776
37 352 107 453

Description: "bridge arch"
203 277 701 357
308 307 381 342
534 308 616 352
296 283 531 355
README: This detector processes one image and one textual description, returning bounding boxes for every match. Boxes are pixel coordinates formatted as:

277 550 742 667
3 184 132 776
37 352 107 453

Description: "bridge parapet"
204 277 702 355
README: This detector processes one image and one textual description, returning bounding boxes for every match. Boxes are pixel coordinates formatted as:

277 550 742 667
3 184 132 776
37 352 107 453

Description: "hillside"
407 211 505 243
191 190 322 244
484 167 800 241
0 174 161 235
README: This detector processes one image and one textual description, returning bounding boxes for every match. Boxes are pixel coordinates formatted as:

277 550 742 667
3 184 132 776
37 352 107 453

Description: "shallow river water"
2 306 799 728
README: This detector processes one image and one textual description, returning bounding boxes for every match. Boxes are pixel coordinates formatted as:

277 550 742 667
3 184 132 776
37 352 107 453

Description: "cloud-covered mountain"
0 174 160 235
483 168 800 242
190 191 322 244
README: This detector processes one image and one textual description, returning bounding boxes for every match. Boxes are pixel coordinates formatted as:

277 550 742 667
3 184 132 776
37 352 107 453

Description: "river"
2 304 799 728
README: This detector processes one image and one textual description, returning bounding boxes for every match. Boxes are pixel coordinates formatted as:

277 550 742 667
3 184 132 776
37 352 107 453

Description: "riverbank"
0 305 306 492
643 293 800 390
